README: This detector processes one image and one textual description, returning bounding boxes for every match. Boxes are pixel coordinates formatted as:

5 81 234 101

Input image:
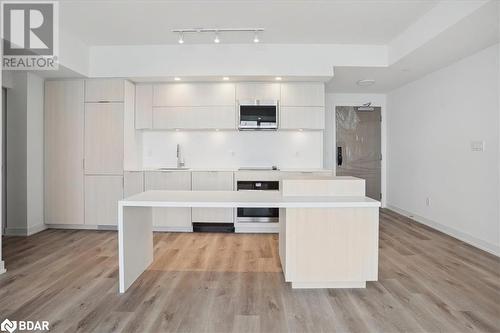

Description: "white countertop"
120 190 380 208
136 168 333 173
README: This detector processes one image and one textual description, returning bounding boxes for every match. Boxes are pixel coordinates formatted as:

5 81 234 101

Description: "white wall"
26 73 45 233
324 93 387 206
5 72 46 236
142 130 323 169
387 44 500 255
0 60 4 273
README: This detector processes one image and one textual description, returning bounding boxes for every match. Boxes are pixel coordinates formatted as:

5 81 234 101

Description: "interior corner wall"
5 72 45 236
6 73 28 234
26 73 45 233
0 66 4 273
387 44 500 255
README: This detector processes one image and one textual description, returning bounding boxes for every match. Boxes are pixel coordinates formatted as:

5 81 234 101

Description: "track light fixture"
173 28 264 44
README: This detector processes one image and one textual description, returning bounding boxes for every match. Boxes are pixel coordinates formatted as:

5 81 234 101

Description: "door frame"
332 99 386 208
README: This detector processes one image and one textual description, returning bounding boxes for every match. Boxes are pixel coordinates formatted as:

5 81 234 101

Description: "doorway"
335 105 381 200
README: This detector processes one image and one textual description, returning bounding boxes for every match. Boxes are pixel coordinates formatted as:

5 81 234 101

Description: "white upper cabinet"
280 106 325 130
135 84 153 129
153 106 236 130
85 79 125 102
236 83 280 100
84 103 124 174
280 83 325 106
153 83 235 106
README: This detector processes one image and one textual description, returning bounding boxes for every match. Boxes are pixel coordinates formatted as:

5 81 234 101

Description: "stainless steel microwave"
238 100 279 130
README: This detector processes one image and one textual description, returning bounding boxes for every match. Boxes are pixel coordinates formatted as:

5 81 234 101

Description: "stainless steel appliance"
236 180 279 223
238 100 278 130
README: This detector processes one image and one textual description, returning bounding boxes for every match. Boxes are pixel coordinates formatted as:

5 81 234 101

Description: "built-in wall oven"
236 181 279 223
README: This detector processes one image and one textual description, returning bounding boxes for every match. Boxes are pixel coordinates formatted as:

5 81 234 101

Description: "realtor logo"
1 1 58 70
0 319 16 333
0 318 49 332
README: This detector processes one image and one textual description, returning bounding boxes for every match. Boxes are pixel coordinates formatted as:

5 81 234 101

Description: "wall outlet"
470 140 485 152
425 197 431 207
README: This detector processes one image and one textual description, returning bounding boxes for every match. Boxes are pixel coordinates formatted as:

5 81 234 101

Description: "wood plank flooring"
1 209 499 332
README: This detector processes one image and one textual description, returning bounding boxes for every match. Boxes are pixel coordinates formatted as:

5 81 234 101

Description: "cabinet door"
85 175 123 226
85 79 124 102
144 171 192 230
153 83 235 106
135 84 153 129
280 83 325 106
280 106 325 130
192 172 234 223
84 103 124 174
124 171 144 197
44 80 85 225
152 106 236 129
236 83 280 100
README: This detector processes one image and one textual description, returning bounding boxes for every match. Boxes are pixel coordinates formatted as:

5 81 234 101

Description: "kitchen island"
118 177 380 293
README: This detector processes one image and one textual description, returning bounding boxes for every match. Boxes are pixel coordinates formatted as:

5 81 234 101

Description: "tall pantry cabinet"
44 79 139 227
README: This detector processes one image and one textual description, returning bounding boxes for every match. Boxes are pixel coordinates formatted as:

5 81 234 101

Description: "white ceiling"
326 0 500 93
59 0 437 45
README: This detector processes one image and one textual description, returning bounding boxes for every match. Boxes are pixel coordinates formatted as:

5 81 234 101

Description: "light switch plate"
470 141 485 152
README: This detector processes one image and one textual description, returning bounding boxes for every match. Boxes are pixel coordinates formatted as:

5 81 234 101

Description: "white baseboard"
5 224 47 236
386 205 500 257
45 224 193 233
45 224 117 231
153 226 193 232
0 260 5 274
28 223 47 235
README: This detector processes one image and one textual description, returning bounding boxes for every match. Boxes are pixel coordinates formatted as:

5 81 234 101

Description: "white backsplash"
142 130 323 169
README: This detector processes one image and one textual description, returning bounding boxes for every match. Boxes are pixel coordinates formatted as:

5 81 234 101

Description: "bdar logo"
0 319 17 333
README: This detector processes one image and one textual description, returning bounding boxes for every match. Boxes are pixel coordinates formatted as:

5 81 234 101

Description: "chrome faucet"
176 144 185 168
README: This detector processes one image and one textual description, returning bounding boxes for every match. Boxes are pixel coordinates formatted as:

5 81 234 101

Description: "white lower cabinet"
124 171 144 197
191 171 234 223
85 175 123 226
144 171 192 231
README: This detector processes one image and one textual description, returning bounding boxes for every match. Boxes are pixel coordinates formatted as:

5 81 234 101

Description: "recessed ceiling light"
356 79 375 87
174 77 181 81
275 77 282 81
222 77 229 81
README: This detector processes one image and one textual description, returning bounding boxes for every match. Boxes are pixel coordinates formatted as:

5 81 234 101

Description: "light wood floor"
1 209 499 333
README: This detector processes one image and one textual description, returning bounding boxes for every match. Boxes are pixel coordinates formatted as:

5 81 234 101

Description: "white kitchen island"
118 178 381 293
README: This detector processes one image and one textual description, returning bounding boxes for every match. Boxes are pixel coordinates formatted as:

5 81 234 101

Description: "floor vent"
192 223 235 233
